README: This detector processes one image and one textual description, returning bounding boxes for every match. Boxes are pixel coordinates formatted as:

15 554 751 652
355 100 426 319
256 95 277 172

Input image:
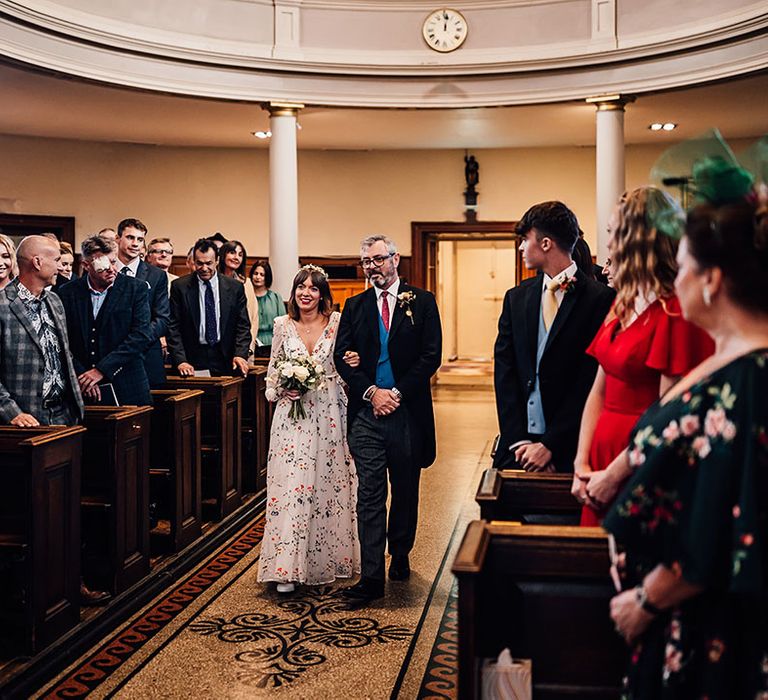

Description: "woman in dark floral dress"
603 161 768 699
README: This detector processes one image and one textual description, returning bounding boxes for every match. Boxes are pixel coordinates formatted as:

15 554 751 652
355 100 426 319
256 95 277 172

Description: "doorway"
438 239 516 362
410 220 525 385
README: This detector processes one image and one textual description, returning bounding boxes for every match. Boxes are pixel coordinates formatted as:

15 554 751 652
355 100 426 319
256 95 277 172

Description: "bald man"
0 235 84 426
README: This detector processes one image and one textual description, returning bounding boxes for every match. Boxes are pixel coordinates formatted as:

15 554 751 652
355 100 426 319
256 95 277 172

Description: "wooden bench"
81 405 152 595
241 366 272 496
0 425 85 653
163 376 243 521
476 468 580 524
452 521 625 699
149 388 203 553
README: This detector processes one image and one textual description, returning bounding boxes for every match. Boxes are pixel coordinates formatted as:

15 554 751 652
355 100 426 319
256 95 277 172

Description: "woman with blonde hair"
0 234 18 290
573 186 713 525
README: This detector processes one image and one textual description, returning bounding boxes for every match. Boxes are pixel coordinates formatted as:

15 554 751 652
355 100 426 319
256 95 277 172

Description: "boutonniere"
558 275 576 295
397 291 416 324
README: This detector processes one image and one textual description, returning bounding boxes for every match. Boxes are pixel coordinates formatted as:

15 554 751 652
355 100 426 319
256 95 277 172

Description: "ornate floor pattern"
32 386 495 699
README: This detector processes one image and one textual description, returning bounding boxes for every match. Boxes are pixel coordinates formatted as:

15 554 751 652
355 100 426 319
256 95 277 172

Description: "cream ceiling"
1 62 766 150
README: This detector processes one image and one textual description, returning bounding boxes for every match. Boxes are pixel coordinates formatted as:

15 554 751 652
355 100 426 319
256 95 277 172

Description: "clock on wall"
422 8 468 53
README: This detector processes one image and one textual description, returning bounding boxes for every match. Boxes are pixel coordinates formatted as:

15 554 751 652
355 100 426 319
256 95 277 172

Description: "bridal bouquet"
274 356 325 420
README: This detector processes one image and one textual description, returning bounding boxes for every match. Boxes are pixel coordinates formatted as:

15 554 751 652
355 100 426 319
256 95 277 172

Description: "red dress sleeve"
646 296 714 376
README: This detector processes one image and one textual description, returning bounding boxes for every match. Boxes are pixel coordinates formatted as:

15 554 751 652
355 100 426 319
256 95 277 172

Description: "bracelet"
635 585 663 616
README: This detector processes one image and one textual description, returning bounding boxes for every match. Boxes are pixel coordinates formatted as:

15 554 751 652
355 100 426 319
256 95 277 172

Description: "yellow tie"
542 278 560 331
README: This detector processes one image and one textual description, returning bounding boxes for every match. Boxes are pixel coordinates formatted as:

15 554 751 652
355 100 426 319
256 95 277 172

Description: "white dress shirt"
541 260 578 312
374 278 400 323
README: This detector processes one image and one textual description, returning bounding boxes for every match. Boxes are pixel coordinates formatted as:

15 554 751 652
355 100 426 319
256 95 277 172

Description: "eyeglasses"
149 249 173 256
359 253 394 269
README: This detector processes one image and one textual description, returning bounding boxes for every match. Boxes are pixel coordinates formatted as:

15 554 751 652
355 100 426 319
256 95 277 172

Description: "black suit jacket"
166 273 251 375
134 260 170 387
58 274 154 406
493 273 615 471
334 283 442 469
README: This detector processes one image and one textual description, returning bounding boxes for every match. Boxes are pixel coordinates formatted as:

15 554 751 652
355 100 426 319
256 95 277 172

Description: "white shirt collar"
116 256 141 276
374 278 400 300
542 261 578 289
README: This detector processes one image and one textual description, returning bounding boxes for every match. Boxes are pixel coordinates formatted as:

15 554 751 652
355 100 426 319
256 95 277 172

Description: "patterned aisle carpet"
417 581 458 700
34 514 459 699
40 518 268 698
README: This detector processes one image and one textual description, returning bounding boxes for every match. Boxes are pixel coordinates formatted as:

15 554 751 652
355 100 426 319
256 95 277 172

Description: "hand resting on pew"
10 411 40 427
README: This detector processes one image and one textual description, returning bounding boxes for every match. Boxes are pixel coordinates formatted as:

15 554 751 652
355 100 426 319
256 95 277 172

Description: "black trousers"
349 405 421 582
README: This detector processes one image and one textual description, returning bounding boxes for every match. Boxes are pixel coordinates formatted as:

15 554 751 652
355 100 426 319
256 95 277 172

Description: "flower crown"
299 263 328 279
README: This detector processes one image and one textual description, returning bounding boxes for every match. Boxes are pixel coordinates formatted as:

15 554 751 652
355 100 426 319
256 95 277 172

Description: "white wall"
0 133 753 257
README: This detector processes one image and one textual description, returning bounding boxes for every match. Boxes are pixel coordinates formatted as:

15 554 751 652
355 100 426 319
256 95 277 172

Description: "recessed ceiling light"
649 122 677 131
251 130 271 139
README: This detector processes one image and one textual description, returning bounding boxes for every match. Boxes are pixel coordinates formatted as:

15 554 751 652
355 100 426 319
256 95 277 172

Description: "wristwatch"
635 585 663 616
391 387 403 401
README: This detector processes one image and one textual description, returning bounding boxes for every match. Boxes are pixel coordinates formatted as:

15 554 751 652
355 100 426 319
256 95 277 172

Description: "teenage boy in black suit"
334 235 442 603
494 201 615 472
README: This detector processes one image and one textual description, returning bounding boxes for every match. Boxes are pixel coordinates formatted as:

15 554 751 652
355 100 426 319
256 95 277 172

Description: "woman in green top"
247 260 284 357
603 159 768 698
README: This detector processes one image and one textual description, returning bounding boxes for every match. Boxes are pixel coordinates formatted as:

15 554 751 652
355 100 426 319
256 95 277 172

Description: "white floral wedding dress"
257 312 360 585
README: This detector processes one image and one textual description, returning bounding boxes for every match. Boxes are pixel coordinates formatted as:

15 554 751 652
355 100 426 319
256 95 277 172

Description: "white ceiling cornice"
0 1 767 107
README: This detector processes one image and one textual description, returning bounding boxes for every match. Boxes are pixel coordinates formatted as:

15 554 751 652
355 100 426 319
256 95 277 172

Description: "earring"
702 287 712 307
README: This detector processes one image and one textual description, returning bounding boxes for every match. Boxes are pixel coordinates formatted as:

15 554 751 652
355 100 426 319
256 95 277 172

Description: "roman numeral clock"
422 8 468 53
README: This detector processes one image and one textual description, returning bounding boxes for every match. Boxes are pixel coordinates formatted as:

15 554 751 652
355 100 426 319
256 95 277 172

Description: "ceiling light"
251 130 271 139
649 122 677 132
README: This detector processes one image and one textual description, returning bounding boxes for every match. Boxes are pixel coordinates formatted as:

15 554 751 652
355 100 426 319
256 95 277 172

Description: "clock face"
422 8 468 53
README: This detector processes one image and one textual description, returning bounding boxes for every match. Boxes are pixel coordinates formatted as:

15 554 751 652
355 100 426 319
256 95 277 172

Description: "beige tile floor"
36 386 497 699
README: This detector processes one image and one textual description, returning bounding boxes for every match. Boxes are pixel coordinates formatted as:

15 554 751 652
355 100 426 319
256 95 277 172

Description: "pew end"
476 468 580 525
0 425 86 654
452 521 626 699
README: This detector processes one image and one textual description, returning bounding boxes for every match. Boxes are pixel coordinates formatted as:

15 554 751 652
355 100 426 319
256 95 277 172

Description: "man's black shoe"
342 577 384 602
389 555 410 581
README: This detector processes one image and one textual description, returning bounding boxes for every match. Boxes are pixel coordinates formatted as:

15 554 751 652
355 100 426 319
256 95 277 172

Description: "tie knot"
119 266 130 276
547 278 562 292
203 279 211 287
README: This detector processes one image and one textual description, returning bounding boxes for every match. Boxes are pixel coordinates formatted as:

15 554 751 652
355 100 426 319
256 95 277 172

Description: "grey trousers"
349 405 421 582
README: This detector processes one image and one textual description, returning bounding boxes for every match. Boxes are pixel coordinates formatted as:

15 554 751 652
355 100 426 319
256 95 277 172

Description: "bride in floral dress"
257 265 360 593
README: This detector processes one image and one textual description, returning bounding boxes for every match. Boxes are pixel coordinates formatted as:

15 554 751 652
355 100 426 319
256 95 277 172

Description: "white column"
266 102 303 300
591 96 631 262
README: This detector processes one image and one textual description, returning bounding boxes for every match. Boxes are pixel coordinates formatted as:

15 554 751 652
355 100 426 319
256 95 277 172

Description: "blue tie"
204 280 218 345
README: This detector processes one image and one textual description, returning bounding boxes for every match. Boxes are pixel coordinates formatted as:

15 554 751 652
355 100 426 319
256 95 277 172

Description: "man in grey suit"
0 235 84 426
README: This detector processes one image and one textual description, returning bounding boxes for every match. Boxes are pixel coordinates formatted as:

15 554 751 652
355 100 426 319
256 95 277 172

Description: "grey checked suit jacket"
0 278 84 423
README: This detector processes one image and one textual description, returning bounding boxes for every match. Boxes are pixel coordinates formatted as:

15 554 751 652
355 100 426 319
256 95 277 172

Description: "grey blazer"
0 279 85 423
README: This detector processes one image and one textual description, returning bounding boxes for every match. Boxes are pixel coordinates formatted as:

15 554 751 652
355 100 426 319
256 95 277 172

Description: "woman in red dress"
572 187 714 526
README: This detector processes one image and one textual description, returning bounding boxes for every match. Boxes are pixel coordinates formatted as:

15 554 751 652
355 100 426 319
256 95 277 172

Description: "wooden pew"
81 405 152 595
452 521 625 699
241 366 271 496
476 468 580 524
163 376 243 521
149 388 203 553
0 425 85 653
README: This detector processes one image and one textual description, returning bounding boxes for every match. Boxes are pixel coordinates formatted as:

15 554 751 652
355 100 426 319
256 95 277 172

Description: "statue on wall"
464 154 479 218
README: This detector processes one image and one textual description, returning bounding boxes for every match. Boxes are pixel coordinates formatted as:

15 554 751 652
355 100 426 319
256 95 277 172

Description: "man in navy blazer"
58 235 153 406
166 238 251 377
115 218 170 388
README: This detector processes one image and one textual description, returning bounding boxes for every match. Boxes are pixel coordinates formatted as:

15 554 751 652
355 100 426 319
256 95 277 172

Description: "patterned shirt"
16 282 66 399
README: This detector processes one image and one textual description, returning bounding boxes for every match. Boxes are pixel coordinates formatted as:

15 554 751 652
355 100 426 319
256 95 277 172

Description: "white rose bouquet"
274 356 325 420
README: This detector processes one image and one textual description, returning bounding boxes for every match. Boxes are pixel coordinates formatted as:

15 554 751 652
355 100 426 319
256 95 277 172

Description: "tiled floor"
36 386 497 699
